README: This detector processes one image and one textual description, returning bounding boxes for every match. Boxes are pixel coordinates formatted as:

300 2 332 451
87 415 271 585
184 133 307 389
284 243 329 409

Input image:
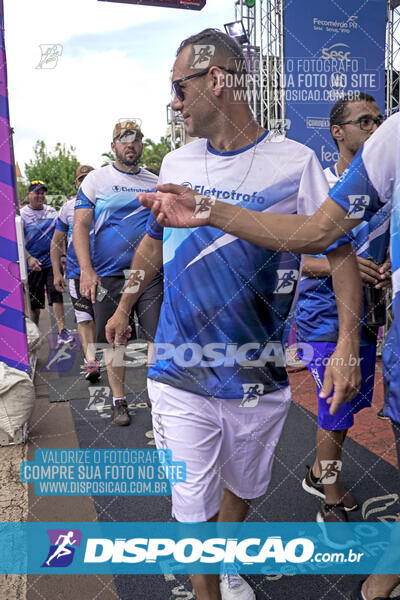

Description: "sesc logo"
347 15 358 29
321 44 351 61
42 529 82 567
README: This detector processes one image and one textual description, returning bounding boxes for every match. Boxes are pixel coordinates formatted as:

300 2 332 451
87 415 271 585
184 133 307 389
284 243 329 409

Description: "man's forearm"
328 243 362 349
302 256 331 277
118 234 162 315
73 223 93 271
50 236 65 276
209 197 361 254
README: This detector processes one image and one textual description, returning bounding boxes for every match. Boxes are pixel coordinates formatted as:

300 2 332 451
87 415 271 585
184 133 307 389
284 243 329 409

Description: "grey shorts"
94 274 163 344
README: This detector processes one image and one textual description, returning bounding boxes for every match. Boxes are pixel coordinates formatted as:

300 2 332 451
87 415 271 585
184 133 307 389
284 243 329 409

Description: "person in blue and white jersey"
296 93 391 525
106 29 361 600
21 180 73 346
143 102 400 600
50 165 100 382
73 120 162 427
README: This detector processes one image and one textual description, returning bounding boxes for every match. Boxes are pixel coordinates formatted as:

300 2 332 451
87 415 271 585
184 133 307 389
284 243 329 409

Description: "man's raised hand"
138 183 212 228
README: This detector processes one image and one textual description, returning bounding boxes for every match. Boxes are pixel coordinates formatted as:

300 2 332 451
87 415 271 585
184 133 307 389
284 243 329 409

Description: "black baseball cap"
28 180 47 193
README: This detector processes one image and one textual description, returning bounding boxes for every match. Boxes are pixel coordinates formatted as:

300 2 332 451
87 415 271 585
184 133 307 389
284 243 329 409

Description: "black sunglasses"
172 66 236 101
337 115 384 131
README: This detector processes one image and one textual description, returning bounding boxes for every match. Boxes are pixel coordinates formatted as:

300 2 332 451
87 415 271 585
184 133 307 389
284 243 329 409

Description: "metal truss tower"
168 0 399 146
166 104 186 151
234 0 285 130
236 0 400 129
386 0 400 114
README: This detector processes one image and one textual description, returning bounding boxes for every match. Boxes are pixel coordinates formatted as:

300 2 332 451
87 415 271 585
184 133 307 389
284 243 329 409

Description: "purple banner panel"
0 1 29 372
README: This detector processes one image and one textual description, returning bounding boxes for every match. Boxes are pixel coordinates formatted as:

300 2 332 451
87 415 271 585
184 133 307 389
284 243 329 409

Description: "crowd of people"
21 27 399 600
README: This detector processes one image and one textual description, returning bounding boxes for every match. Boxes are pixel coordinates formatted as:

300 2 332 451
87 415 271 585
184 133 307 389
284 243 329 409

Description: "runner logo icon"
274 269 299 294
319 460 342 484
240 383 264 407
191 44 215 69
87 386 110 411
42 529 82 567
346 195 370 219
123 269 145 294
36 44 63 69
43 335 77 372
193 194 216 218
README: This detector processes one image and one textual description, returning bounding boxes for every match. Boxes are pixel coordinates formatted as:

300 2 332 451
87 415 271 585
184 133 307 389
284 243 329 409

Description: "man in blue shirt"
296 93 391 525
141 104 400 600
107 29 362 600
21 181 73 346
73 120 162 426
51 165 100 382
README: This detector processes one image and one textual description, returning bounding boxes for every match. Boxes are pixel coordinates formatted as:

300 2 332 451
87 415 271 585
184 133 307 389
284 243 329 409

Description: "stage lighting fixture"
224 20 249 45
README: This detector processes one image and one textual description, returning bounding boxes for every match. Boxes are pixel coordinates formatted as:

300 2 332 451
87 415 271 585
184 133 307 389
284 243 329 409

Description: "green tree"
25 140 80 209
141 137 171 175
17 181 28 205
101 150 115 167
101 137 171 174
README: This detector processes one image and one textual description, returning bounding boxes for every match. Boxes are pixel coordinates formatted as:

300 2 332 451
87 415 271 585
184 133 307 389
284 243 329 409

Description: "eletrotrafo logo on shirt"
180 182 267 205
112 185 147 193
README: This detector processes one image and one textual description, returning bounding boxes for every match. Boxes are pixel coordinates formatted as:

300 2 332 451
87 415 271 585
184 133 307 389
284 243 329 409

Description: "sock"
113 396 126 406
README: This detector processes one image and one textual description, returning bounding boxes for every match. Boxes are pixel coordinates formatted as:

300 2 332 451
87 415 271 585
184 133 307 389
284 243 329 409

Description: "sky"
4 0 234 176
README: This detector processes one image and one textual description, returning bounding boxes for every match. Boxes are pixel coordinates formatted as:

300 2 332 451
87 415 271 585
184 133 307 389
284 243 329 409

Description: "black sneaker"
111 399 131 426
85 360 101 383
377 408 390 421
302 465 359 511
302 465 325 499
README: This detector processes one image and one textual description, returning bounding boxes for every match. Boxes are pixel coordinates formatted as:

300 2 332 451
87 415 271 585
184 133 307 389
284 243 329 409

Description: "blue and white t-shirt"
328 111 399 423
146 131 335 399
21 204 58 269
56 197 82 279
296 165 391 344
75 164 157 276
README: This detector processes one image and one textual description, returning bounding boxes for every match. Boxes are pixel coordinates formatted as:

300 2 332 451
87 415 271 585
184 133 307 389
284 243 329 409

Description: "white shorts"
68 278 94 324
148 378 291 523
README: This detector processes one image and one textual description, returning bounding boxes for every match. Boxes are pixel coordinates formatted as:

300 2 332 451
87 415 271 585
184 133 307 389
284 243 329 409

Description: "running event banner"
283 0 386 167
0 1 29 372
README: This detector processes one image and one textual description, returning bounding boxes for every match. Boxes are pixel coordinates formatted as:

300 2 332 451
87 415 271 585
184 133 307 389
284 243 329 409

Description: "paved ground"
4 297 399 599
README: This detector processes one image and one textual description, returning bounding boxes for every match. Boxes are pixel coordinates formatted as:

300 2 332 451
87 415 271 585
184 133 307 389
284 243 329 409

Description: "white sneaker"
220 574 256 599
